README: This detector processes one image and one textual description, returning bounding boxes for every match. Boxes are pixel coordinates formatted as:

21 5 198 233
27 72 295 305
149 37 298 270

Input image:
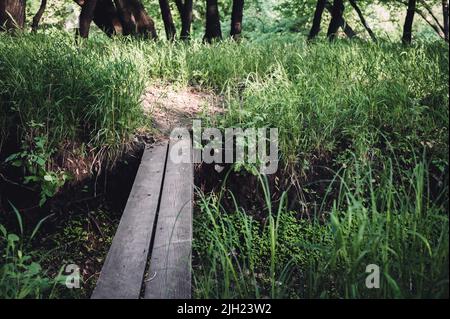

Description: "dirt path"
142 84 222 139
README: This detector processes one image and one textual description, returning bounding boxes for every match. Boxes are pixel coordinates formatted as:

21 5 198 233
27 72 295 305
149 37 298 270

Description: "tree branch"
349 0 377 42
31 0 47 32
396 0 445 40
418 0 445 32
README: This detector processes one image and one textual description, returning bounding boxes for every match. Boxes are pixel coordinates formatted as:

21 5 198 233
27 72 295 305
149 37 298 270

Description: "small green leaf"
9 201 23 236
7 234 20 242
39 196 48 207
11 160 23 167
4 153 19 162
0 224 7 237
27 262 42 275
36 157 46 166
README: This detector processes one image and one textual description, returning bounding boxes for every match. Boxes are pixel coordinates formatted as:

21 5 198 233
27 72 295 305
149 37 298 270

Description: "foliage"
0 204 65 299
194 160 449 298
175 36 448 298
36 208 120 299
0 33 148 172
5 134 70 206
129 37 448 178
22 0 448 41
0 2 448 298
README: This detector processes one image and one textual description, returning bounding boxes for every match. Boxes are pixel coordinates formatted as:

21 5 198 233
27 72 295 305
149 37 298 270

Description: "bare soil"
142 84 222 138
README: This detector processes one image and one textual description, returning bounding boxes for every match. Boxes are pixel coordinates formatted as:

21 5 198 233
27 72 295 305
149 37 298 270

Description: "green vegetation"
1 32 448 299
194 160 449 298
190 39 448 298
0 190 122 299
0 204 64 298
0 33 147 162
35 208 121 299
0 34 148 203
0 0 448 300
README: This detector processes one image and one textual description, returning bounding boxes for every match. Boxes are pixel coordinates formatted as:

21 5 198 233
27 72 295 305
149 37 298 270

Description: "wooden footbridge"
91 135 193 299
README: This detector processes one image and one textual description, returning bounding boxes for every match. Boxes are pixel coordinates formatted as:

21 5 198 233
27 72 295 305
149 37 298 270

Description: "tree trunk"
128 0 157 39
308 0 327 40
31 0 47 32
0 0 5 29
415 4 446 39
325 1 356 39
402 0 416 44
159 0 176 40
175 0 193 40
181 0 192 40
93 0 123 37
396 0 445 40
230 0 244 40
79 0 98 38
114 0 135 35
349 0 376 42
204 0 222 43
327 0 344 40
340 18 357 39
420 0 445 33
0 0 26 30
74 0 157 39
443 0 449 42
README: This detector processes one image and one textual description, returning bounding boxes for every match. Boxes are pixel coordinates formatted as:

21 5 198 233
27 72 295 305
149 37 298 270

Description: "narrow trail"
93 84 222 299
142 84 222 139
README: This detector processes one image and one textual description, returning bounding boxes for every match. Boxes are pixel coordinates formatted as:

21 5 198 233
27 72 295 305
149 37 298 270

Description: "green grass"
194 158 449 298
0 32 448 298
0 33 148 166
2 34 447 174
0 204 65 299
184 38 448 298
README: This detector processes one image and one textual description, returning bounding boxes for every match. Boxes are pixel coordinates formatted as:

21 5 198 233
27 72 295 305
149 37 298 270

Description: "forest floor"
37 84 221 299
1 34 447 299
57 84 221 298
142 84 222 138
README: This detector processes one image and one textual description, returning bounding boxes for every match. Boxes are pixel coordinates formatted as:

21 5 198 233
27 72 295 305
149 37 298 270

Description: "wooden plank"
144 136 193 299
91 141 168 299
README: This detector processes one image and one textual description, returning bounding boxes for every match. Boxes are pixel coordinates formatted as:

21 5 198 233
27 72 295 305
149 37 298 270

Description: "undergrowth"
0 204 66 298
0 32 448 298
194 158 448 298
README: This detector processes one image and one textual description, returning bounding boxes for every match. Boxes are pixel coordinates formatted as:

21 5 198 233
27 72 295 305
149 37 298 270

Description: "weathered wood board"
91 142 168 299
144 136 193 299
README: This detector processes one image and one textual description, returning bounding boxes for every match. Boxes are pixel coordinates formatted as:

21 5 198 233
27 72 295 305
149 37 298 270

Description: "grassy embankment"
0 33 448 298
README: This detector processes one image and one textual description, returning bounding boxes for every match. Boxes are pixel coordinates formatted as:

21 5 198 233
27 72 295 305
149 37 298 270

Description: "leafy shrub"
5 134 70 206
0 205 65 299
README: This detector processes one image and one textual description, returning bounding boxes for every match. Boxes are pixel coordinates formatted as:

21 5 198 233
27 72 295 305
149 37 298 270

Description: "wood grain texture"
144 136 193 299
91 142 168 299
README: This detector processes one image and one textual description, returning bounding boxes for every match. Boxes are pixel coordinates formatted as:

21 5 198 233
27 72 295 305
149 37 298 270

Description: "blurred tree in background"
1 0 447 42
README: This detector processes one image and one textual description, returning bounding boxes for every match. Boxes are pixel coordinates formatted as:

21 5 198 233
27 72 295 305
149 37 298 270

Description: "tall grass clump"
0 31 447 298
135 38 448 178
0 204 65 298
217 40 449 173
0 33 148 166
194 156 448 298
188 39 448 299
